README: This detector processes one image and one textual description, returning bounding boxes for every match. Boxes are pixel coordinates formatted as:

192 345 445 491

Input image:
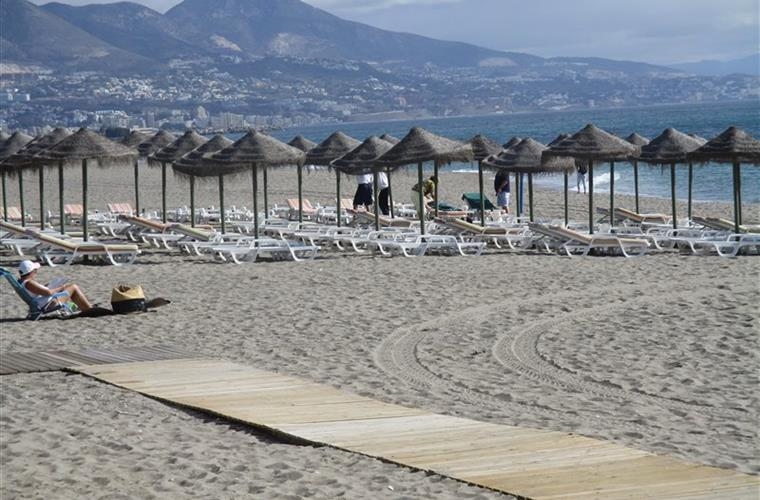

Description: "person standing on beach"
377 170 390 215
411 175 436 218
494 169 510 214
576 161 588 194
353 172 373 211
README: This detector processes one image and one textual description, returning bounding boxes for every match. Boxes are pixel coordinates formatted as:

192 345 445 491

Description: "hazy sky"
30 0 759 64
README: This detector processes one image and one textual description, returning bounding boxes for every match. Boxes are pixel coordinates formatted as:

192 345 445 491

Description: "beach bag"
110 284 146 314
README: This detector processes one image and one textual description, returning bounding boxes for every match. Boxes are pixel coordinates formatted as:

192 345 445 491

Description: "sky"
29 0 759 65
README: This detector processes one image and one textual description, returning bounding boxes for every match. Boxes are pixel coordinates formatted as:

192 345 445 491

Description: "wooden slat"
72 359 759 499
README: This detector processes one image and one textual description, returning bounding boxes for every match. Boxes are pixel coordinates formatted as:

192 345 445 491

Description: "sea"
267 100 760 204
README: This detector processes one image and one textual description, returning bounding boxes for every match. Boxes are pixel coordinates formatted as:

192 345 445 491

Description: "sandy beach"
1 164 759 499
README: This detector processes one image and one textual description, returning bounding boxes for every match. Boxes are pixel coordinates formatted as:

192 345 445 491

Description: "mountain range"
3 0 683 76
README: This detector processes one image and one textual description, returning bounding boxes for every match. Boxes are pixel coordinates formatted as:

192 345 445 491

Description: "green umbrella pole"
263 167 269 222
670 162 677 230
1 170 7 221
633 160 640 214
39 166 45 229
588 160 594 234
417 161 425 235
609 161 615 227
336 169 341 228
528 172 534 222
134 159 140 215
161 161 167 223
219 175 226 234
82 159 89 242
252 164 259 237
297 163 303 224
18 172 25 227
58 161 64 234
373 170 380 231
433 161 439 219
387 168 394 218
477 160 485 226
189 175 196 227
687 162 693 221
563 171 569 227
732 162 741 232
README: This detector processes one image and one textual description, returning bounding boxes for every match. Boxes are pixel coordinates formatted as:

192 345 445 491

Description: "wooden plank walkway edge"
69 358 759 500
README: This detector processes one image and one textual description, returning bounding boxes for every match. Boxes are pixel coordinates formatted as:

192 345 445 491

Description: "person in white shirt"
353 173 373 210
376 171 390 215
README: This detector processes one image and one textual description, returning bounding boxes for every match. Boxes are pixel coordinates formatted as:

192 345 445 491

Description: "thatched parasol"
208 129 304 236
137 130 176 157
375 127 473 232
3 127 72 230
468 135 502 225
332 136 395 230
37 128 137 240
503 136 522 149
288 135 317 152
173 134 236 233
624 133 650 213
303 131 361 226
687 126 760 232
119 130 151 214
638 128 703 229
0 132 34 222
380 134 400 145
149 130 208 226
0 131 9 142
543 124 636 233
484 138 574 223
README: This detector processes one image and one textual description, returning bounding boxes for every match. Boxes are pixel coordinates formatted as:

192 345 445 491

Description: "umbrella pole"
252 164 259 237
736 162 742 226
477 160 485 226
563 171 569 227
263 167 268 222
687 162 693 221
609 161 615 227
519 173 524 216
18 171 25 227
528 172 534 222
514 173 520 218
588 160 594 234
297 163 303 224
134 159 140 216
219 174 225 234
38 166 45 229
1 170 6 221
387 168 394 218
433 161 439 218
732 161 740 232
417 161 425 235
670 162 677 230
82 159 89 242
161 161 167 223
58 161 64 234
189 175 196 227
336 169 341 227
633 160 639 214
373 171 380 231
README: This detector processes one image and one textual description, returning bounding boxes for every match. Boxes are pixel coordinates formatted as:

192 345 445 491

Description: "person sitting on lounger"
18 260 93 313
411 175 436 218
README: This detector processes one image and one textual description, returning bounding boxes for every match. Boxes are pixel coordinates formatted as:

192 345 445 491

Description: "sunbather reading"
18 260 93 313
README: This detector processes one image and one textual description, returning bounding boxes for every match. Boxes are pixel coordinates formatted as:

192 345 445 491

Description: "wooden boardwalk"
72 358 759 499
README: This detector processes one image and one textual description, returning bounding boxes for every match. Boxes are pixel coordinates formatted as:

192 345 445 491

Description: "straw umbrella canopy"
0 132 34 222
503 136 522 149
149 130 208 226
172 134 236 233
687 126 760 232
638 128 704 229
288 136 317 224
624 133 650 214
0 131 9 142
375 126 473 233
304 131 361 226
542 124 636 233
208 129 304 236
468 134 502 226
3 127 72 230
331 136 395 230
137 130 177 222
380 134 400 145
120 130 150 213
483 138 574 223
36 128 137 241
